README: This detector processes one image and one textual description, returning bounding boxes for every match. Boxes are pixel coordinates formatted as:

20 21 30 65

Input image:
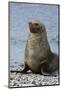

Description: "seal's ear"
41 24 46 32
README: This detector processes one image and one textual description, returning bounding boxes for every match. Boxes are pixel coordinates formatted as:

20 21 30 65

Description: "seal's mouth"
30 27 38 33
29 22 40 33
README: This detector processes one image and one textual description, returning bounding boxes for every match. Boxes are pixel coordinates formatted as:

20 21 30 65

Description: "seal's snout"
28 21 40 33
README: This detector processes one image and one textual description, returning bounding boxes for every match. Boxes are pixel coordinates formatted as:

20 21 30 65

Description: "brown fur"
11 20 59 75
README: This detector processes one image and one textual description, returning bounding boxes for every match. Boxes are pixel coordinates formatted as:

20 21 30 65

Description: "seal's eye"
35 23 38 26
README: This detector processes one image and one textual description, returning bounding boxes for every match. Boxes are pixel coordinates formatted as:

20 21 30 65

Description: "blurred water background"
9 2 59 67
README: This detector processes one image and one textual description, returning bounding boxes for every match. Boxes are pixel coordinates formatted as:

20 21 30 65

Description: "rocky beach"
9 65 59 87
9 3 59 88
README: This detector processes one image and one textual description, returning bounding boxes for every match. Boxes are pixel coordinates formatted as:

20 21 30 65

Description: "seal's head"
28 20 45 33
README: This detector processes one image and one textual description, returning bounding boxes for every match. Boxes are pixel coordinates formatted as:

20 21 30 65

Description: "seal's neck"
30 33 41 40
31 33 41 36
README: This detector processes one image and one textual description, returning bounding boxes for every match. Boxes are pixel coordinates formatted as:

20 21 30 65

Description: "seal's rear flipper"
41 67 58 77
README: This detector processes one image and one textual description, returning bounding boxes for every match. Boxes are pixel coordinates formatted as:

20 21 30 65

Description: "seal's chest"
29 39 41 56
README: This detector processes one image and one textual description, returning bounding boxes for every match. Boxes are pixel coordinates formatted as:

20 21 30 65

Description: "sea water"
9 3 59 66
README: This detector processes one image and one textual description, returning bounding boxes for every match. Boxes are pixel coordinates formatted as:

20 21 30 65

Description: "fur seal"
11 20 59 75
